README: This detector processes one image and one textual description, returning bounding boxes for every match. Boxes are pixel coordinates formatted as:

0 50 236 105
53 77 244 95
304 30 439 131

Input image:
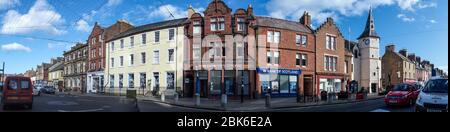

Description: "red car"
384 83 420 106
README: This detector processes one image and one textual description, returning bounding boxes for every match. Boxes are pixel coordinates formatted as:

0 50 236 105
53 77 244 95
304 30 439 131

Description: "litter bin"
126 89 137 99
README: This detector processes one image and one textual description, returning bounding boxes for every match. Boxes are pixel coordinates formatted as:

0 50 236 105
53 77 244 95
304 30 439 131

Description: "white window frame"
168 49 175 63
267 31 274 43
129 54 134 66
141 52 146 64
153 50 160 64
142 34 147 45
120 39 124 49
154 31 160 43
130 36 134 48
169 29 175 41
120 56 124 67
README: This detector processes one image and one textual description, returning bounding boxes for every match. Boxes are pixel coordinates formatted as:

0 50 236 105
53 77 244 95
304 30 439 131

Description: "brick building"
86 20 133 93
315 18 346 96
382 45 416 88
64 43 88 93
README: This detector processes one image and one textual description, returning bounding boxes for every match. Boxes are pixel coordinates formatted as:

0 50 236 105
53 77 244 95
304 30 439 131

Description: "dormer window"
210 17 225 31
237 17 245 32
193 21 201 34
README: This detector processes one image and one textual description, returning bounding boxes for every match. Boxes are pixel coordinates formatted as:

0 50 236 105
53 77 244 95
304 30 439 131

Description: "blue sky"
0 0 447 74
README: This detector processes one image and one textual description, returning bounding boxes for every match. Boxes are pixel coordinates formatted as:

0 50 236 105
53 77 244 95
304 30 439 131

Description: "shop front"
317 75 345 96
257 68 302 97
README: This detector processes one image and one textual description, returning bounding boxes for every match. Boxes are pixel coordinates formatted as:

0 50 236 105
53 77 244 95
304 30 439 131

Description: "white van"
415 77 448 112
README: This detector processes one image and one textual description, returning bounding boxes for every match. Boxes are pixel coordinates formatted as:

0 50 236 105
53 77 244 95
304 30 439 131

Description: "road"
1 93 138 112
267 98 414 112
1 94 415 112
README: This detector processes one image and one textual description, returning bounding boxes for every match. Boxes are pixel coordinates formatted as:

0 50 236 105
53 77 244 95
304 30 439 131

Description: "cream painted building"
105 18 189 96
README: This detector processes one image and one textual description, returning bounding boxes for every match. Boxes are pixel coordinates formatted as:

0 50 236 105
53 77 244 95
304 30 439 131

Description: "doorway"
371 83 377 93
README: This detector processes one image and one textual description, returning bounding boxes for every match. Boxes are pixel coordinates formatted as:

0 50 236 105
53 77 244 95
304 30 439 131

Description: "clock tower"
357 7 381 94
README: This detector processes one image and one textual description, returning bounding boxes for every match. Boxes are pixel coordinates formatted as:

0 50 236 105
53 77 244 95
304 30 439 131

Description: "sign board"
256 68 302 75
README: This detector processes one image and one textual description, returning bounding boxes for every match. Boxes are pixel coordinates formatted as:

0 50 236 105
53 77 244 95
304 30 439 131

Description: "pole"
241 70 244 103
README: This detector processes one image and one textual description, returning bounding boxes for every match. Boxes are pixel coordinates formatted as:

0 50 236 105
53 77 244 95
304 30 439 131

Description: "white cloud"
266 0 428 24
149 4 187 20
429 19 437 24
417 2 437 9
0 0 19 10
106 0 122 7
1 0 66 35
1 43 32 52
75 19 91 32
397 14 415 22
397 0 419 11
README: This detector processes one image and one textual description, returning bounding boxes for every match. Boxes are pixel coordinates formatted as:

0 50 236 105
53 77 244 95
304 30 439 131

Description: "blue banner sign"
256 68 302 75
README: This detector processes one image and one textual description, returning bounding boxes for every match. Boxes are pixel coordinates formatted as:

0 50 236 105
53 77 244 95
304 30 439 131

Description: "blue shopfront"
257 68 302 97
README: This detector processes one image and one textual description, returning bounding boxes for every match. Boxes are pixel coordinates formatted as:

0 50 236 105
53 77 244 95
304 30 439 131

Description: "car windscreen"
392 84 409 91
21 80 30 90
423 79 448 93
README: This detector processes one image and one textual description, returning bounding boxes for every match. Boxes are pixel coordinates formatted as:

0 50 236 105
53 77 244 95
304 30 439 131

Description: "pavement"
136 94 385 112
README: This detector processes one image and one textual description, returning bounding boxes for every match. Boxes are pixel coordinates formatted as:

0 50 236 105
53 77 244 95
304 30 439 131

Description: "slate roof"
255 16 312 33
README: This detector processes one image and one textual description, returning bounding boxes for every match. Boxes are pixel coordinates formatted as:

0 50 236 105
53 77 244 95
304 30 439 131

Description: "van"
0 76 33 110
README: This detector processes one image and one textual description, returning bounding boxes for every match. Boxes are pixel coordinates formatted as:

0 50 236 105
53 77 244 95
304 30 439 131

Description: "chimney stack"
386 44 396 52
416 56 421 63
408 53 416 62
300 11 312 27
399 49 408 57
187 5 195 19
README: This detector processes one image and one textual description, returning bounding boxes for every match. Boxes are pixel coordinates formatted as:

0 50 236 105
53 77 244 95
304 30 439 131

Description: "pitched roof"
394 52 413 63
109 18 189 42
358 7 380 39
255 16 312 33
49 62 64 72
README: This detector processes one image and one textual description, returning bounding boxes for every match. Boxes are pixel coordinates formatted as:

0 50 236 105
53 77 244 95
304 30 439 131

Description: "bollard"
195 94 200 106
174 92 179 104
221 94 227 108
161 91 165 102
265 93 271 108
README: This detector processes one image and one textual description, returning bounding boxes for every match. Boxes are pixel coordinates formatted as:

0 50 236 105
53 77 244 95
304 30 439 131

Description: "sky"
0 0 448 74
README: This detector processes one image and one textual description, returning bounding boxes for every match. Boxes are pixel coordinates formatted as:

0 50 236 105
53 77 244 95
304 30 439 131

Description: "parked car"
33 86 41 96
40 86 56 94
384 83 420 106
415 77 448 112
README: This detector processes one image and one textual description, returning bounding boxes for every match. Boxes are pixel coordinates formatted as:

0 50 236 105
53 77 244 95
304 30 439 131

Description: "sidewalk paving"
137 94 384 112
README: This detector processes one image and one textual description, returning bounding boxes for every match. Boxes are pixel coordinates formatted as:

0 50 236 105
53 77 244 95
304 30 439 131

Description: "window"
120 39 124 49
168 49 175 63
267 31 273 43
99 48 102 57
193 48 201 59
345 61 348 73
326 35 337 50
296 35 301 45
222 47 226 57
129 54 134 66
218 17 225 31
296 54 301 66
193 21 201 34
21 80 30 89
155 31 160 43
210 18 217 31
119 74 123 88
274 51 280 64
324 56 337 71
142 34 147 44
8 80 18 90
267 51 272 64
111 58 114 68
130 36 134 47
153 50 159 64
237 17 245 31
154 72 160 88
140 73 146 89
167 72 175 89
129 73 134 88
141 52 146 64
274 32 280 43
302 54 308 66
302 35 307 45
169 29 175 40
120 56 124 66
110 75 114 88
237 43 244 57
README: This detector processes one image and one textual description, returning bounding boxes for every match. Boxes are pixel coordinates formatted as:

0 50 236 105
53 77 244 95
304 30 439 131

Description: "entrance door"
371 83 377 93
200 80 208 97
304 76 313 96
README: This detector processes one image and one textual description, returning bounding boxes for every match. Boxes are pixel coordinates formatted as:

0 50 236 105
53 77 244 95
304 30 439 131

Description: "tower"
357 7 381 93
